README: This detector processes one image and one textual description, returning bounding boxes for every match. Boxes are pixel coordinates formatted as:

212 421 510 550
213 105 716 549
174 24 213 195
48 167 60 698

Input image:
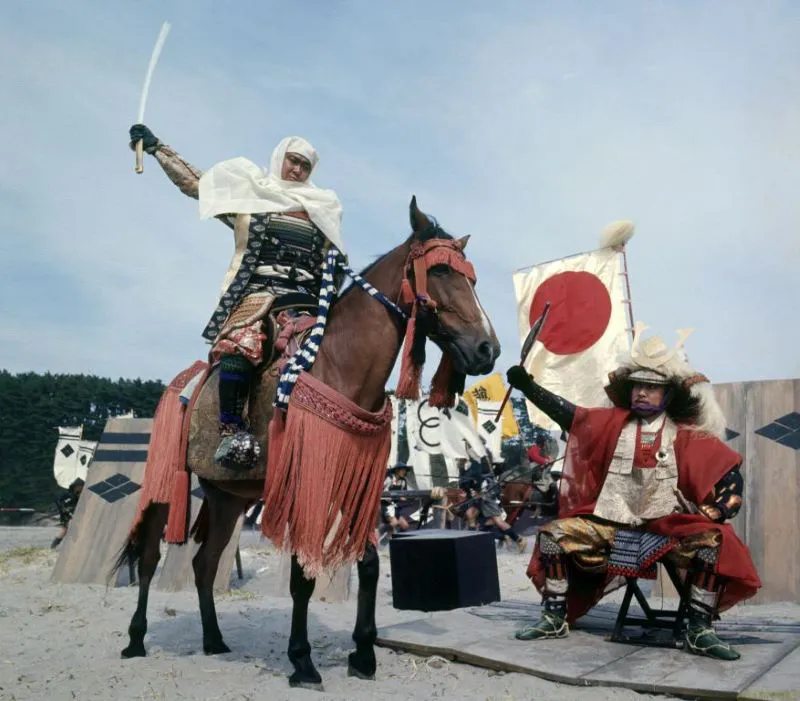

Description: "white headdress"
198 136 344 250
605 323 727 438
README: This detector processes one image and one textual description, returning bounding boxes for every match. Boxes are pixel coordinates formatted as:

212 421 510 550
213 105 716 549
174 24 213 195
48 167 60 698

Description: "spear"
494 301 551 422
134 22 171 174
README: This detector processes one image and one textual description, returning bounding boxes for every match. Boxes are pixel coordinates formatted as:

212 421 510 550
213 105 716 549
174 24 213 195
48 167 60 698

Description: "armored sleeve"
701 466 744 522
153 144 236 230
515 376 576 433
153 144 203 199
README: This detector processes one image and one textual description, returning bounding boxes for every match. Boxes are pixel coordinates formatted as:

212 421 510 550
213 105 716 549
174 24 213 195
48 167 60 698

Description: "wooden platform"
52 418 152 586
376 599 800 699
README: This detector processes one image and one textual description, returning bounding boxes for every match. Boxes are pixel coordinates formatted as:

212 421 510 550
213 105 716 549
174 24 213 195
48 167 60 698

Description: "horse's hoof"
288 671 324 691
203 640 232 655
121 644 146 659
347 662 375 681
348 651 376 680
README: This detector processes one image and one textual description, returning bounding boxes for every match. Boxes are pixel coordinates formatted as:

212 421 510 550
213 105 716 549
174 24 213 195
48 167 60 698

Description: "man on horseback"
506 324 761 660
129 124 343 471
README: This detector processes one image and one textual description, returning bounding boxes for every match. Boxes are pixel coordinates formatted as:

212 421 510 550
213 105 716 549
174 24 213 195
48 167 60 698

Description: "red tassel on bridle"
394 239 475 408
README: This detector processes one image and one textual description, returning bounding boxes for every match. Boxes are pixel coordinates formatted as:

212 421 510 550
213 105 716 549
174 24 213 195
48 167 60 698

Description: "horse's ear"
456 235 470 251
409 195 432 234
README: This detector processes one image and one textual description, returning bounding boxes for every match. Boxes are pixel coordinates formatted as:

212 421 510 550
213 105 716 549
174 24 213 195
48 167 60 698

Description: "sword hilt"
135 140 144 174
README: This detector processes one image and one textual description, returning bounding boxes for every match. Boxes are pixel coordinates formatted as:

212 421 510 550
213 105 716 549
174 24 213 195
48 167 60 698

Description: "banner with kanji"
462 373 519 438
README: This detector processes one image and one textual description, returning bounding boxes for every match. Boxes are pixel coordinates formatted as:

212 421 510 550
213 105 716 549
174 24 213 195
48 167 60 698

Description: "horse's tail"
110 509 148 583
109 503 170 584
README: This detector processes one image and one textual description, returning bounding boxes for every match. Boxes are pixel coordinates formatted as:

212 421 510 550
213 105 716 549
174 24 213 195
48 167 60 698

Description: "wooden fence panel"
655 379 800 604
51 418 152 586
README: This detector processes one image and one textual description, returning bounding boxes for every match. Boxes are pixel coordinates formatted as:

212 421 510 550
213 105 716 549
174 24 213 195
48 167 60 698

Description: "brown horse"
114 198 500 689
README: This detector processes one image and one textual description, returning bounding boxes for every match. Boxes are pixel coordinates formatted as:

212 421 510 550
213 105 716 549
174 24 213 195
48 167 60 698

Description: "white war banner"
53 426 85 489
476 400 503 460
438 400 486 463
404 397 485 487
76 440 98 472
511 224 634 431
404 398 432 489
388 394 400 468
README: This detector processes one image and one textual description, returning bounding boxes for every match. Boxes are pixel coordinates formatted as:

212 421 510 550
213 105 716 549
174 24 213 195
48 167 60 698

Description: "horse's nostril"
477 340 493 361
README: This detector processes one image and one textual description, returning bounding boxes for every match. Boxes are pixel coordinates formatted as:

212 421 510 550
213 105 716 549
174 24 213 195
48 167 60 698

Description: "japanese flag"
512 247 631 431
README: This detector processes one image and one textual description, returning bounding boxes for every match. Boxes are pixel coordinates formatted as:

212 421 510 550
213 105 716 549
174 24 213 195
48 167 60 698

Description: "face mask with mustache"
631 388 672 416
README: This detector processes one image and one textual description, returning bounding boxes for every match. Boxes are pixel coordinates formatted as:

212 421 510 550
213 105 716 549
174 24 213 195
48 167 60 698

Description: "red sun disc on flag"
529 271 612 355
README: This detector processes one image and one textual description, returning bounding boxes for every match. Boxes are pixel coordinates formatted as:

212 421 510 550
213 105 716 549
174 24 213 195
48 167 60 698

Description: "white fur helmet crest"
604 322 727 438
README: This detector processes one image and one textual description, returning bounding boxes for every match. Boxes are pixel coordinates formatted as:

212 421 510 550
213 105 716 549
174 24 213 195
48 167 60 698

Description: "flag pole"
619 246 636 343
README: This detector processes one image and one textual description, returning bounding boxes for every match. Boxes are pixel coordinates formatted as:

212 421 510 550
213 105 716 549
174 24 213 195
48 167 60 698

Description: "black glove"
129 124 160 154
506 365 534 392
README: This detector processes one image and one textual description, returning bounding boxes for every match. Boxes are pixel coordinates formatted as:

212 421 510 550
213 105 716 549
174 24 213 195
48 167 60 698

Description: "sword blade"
136 21 171 123
520 301 551 362
494 301 551 423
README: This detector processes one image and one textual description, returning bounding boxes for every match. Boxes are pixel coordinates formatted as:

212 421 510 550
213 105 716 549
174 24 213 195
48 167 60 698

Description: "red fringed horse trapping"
261 372 392 578
129 360 208 542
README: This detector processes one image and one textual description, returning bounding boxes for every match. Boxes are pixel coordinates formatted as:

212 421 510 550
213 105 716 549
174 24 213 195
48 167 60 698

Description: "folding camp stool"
606 529 696 648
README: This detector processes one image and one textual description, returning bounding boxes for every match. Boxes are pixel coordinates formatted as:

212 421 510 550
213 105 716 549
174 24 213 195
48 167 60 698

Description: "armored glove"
129 124 160 155
506 365 534 393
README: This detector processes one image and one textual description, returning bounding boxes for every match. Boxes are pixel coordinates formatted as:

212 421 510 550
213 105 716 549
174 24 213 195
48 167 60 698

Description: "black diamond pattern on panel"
79 455 88 465
105 473 129 487
89 481 113 496
755 413 800 451
775 412 800 431
754 423 791 441
724 428 740 441
482 421 497 434
60 444 75 458
777 431 800 450
88 473 141 503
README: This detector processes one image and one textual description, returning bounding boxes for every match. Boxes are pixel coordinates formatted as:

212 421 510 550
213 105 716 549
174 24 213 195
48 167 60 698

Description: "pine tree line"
0 371 165 510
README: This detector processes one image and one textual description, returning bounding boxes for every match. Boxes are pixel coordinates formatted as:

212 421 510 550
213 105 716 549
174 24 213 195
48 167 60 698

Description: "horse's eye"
429 264 450 276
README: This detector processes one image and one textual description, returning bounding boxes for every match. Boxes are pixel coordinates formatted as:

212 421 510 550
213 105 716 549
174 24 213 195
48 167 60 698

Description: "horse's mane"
334 219 454 302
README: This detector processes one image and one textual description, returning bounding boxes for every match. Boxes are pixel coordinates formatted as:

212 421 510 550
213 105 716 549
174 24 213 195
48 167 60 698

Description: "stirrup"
214 426 262 471
514 612 569 641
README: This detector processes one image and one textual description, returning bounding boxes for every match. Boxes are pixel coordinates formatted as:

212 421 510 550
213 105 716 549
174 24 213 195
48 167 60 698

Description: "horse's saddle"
185 295 320 482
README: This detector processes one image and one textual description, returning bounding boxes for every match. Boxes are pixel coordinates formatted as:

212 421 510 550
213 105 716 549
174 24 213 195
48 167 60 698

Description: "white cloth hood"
198 136 344 251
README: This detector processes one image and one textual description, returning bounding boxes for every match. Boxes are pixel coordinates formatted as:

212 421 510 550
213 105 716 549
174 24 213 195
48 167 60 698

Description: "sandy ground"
1 526 797 701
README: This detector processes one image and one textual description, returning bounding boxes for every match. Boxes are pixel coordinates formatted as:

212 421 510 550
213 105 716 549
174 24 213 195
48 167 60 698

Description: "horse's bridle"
397 234 477 333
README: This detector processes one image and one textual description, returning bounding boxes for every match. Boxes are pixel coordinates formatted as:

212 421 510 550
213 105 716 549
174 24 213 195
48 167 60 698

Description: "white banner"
76 440 97 474
476 400 503 460
388 395 400 468
439 401 487 461
53 426 84 489
403 399 430 489
512 247 630 430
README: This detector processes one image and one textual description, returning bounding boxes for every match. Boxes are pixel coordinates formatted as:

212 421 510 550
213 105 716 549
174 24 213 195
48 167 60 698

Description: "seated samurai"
506 324 761 660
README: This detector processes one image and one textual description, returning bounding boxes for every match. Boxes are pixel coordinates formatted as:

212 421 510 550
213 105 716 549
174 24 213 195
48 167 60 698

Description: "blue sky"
1 0 799 385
